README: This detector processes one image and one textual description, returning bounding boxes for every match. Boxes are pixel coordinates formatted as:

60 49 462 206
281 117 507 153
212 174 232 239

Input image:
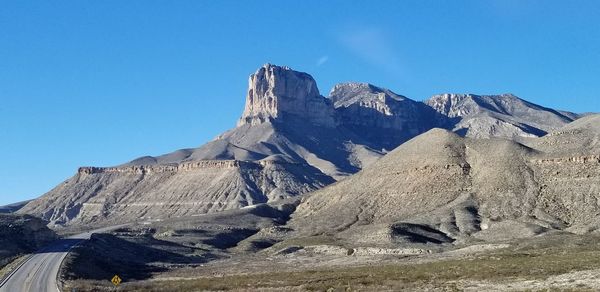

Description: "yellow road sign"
111 275 122 286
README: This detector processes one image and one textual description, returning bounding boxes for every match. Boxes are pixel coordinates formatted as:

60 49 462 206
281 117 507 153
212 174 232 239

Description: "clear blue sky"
1 1 599 205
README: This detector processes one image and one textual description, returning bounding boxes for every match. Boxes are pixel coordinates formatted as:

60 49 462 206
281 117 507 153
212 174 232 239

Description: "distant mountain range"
0 200 31 214
18 64 586 228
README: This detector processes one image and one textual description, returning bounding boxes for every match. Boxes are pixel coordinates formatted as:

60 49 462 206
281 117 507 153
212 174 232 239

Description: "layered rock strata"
19 64 585 228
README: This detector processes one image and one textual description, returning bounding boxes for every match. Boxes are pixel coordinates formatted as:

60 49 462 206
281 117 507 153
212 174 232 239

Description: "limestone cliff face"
238 64 335 127
426 93 475 118
330 82 442 149
19 64 587 230
331 83 411 116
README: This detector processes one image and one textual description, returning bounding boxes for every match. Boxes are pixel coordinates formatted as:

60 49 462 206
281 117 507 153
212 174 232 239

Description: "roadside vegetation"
0 255 29 281
64 234 600 291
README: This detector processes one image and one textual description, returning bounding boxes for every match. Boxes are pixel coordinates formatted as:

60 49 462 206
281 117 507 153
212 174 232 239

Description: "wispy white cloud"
338 27 404 76
316 55 329 66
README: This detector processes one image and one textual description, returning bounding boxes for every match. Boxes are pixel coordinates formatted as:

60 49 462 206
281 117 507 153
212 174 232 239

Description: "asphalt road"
0 226 123 292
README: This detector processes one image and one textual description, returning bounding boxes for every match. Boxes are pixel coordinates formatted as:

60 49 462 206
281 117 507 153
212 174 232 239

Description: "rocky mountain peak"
238 64 335 127
425 93 576 138
426 93 476 118
425 93 520 118
329 82 441 149
20 63 589 230
330 82 407 108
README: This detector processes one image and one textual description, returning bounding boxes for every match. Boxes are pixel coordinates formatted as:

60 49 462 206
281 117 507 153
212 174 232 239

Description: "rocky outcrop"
532 155 600 164
20 159 334 227
77 160 287 175
426 93 483 118
20 65 386 228
426 93 576 138
331 83 410 116
19 64 587 229
238 64 335 127
331 82 443 149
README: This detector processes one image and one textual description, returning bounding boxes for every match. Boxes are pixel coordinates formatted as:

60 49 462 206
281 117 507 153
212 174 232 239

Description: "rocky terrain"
290 114 600 246
18 64 580 229
18 159 331 227
55 115 600 290
331 82 444 151
0 214 57 268
13 64 599 291
62 200 600 291
425 93 579 138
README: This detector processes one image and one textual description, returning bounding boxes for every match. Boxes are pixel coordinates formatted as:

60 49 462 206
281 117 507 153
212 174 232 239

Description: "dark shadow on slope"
243 239 277 250
272 118 364 173
518 97 577 122
61 233 215 281
334 103 445 151
454 128 469 137
515 123 548 137
247 202 299 223
196 201 298 249
33 238 84 253
391 223 454 244
452 117 547 138
203 229 259 249
0 214 58 267
471 95 511 116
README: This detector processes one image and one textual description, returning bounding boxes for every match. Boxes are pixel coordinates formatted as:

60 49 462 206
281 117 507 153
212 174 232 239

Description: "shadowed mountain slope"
331 82 446 151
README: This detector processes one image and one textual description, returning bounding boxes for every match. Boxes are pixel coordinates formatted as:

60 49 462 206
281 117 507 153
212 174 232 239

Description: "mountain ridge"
425 93 577 138
289 114 600 245
17 64 587 228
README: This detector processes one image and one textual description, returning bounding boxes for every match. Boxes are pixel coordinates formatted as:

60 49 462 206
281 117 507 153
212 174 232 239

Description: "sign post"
111 275 122 287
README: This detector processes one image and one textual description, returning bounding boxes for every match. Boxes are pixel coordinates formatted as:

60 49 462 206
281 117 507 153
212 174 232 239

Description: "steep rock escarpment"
238 64 335 127
21 65 348 228
19 64 586 229
22 65 417 228
331 82 445 150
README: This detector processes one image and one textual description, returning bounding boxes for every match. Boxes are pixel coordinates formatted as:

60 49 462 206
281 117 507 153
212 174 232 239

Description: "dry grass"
65 236 600 291
0 254 29 280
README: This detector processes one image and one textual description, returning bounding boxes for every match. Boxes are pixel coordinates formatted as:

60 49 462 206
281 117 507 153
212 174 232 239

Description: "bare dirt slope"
19 160 330 227
291 115 600 245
